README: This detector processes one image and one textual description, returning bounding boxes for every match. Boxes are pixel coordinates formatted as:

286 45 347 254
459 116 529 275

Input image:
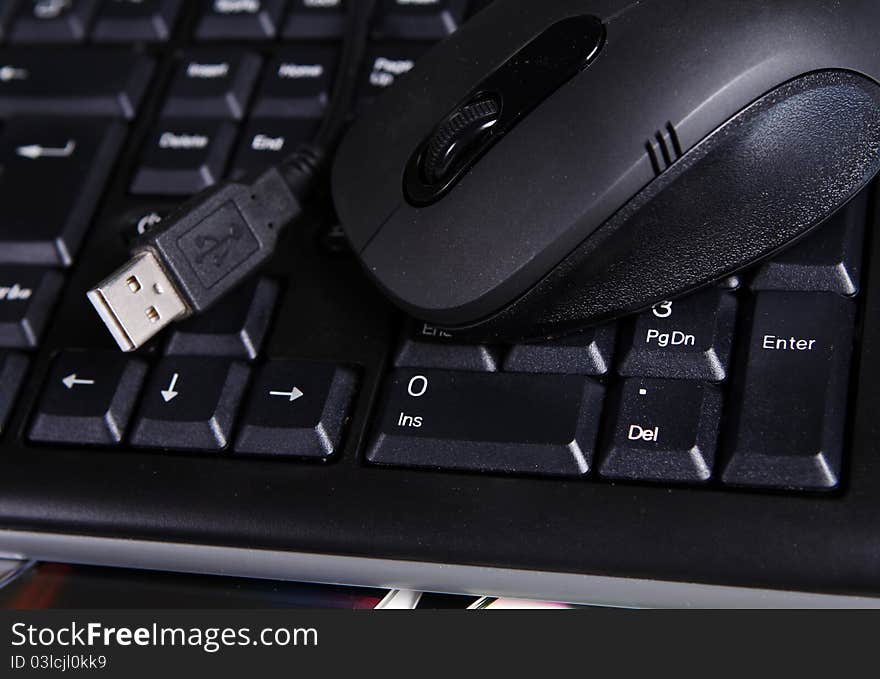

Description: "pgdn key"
367 370 605 477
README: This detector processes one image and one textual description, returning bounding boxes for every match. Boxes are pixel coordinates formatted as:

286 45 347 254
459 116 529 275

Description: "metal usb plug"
87 168 300 352
87 250 189 352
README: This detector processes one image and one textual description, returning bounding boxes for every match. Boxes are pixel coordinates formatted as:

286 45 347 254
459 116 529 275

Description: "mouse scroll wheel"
421 97 501 185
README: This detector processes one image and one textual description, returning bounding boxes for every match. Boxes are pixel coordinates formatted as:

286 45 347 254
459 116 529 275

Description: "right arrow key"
235 361 357 459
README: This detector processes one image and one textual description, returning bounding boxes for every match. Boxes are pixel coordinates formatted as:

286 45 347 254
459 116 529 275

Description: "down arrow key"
161 372 180 403
131 358 251 452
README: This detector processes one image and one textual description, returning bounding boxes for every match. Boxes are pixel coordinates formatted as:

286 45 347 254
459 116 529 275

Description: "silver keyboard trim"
0 529 877 608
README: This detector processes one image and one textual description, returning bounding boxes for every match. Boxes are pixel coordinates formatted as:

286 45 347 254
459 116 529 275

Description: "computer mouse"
332 0 880 341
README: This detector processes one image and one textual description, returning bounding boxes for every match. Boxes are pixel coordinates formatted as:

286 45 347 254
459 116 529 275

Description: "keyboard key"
504 324 616 376
165 278 278 359
722 292 855 490
162 49 262 120
0 117 126 266
29 350 147 445
618 288 737 381
395 322 501 371
751 195 866 296
374 0 468 40
131 119 237 195
92 0 182 42
230 118 318 178
194 0 285 40
115 203 176 244
11 0 99 43
282 0 344 40
599 378 722 483
367 369 605 476
252 46 337 118
235 360 357 458
0 48 154 119
0 267 63 348
359 44 426 109
0 1 17 41
131 357 250 451
0 352 28 435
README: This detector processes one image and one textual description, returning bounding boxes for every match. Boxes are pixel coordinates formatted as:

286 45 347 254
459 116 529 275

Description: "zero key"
367 369 605 476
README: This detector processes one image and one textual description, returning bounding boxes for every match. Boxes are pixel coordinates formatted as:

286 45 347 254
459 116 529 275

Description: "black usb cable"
88 0 377 352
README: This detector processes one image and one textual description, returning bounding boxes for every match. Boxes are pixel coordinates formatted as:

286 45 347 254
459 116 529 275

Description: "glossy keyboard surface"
0 0 879 601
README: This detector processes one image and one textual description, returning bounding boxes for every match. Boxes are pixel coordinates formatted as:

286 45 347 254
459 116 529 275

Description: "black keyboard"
0 0 878 606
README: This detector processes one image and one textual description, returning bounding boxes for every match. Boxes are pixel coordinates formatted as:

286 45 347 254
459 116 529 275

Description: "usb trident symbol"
194 223 243 268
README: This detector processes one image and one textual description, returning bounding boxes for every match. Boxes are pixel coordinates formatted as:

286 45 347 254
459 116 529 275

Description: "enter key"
722 291 856 490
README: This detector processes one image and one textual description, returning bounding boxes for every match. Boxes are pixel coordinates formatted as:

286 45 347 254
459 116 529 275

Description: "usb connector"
88 0 375 351
88 166 303 351
88 250 188 352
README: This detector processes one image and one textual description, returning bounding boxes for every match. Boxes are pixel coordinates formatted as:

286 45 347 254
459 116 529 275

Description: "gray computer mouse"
332 0 880 341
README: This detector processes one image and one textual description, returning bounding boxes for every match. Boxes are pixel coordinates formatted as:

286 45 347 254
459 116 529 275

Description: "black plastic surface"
334 0 880 336
2 2 880 603
404 14 604 204
459 71 880 340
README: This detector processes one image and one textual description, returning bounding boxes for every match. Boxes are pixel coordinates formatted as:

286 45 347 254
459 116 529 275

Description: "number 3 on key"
652 301 673 318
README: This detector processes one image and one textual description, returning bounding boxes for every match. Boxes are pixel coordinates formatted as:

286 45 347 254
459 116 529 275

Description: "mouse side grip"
455 69 880 342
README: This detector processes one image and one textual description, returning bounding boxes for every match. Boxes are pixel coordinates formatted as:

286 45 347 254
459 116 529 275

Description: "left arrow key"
61 373 95 389
29 351 147 446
